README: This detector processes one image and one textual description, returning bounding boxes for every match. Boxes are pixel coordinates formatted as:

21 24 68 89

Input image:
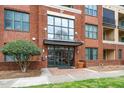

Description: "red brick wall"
0 5 124 69
86 60 123 67
0 61 45 71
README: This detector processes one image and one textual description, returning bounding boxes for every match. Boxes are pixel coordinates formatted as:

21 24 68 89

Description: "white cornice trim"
45 5 81 14
103 5 124 14
47 11 75 19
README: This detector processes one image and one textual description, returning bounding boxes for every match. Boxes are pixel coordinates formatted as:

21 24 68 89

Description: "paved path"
0 68 124 88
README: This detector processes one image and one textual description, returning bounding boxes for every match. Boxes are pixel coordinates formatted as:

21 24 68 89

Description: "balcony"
103 8 116 28
103 27 115 41
103 17 116 28
103 49 115 60
118 13 124 43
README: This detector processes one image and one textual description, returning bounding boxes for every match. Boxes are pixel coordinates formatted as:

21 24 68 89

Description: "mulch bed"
0 70 41 79
88 65 124 72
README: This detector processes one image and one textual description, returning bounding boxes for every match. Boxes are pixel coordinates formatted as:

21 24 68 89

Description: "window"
47 15 74 40
86 48 98 60
85 5 97 16
4 10 30 32
103 8 115 25
4 55 15 62
118 49 122 59
85 24 98 39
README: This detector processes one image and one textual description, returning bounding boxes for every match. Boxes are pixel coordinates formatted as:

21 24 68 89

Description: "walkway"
0 68 124 88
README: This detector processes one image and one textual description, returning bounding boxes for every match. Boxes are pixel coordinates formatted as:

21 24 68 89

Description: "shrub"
2 40 41 72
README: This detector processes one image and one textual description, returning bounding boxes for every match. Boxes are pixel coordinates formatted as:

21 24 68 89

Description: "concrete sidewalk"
0 68 124 88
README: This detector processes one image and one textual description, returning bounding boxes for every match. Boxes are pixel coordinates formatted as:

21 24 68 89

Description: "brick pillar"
0 6 5 62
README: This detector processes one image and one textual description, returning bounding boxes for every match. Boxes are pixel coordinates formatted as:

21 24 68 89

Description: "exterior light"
32 37 36 41
75 32 78 34
44 27 47 31
43 49 45 53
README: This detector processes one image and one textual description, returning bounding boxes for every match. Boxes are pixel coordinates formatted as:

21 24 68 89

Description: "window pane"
89 32 92 38
14 21 21 30
85 5 97 16
22 22 29 31
86 48 89 60
48 26 54 34
69 36 74 40
5 10 13 20
62 35 68 40
5 10 30 32
48 16 54 25
69 29 74 36
55 27 61 35
55 17 61 26
62 19 68 27
55 34 61 39
93 49 97 60
85 32 89 38
15 12 21 21
92 33 97 39
22 13 29 22
5 55 15 62
62 28 68 35
118 49 122 59
69 20 74 28
48 34 54 39
85 24 97 39
85 48 98 60
5 20 13 30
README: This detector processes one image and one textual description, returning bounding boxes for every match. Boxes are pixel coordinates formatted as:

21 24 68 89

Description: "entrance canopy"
43 39 83 46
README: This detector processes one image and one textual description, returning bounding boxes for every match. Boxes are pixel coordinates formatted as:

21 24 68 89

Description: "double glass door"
48 46 74 67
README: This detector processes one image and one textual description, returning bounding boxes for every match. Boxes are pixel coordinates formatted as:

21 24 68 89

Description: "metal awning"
43 39 83 46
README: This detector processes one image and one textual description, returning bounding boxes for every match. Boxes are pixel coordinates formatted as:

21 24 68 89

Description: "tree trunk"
21 67 27 73
18 61 28 73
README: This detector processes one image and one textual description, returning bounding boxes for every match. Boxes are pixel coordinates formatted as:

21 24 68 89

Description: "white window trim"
47 11 75 19
45 5 81 14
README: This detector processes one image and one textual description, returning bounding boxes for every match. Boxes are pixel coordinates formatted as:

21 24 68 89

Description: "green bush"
2 40 41 72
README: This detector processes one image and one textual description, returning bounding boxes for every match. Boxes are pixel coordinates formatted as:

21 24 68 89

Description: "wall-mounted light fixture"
75 32 78 35
44 27 47 31
42 49 45 53
32 37 36 41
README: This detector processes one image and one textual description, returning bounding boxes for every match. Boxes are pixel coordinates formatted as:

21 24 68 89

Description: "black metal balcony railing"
103 17 116 28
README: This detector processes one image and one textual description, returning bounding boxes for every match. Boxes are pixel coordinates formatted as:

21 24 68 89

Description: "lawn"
29 76 124 88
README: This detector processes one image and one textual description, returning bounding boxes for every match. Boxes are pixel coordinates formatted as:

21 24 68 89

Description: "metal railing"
103 17 116 28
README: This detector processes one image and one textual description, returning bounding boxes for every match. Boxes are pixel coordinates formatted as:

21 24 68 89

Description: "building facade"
0 5 124 70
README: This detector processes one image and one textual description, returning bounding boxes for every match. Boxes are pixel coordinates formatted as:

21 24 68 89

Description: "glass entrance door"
48 46 74 67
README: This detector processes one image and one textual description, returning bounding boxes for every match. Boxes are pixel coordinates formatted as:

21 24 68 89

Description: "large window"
103 8 115 25
86 48 98 60
85 24 98 39
118 49 122 60
85 5 97 16
4 10 30 32
48 15 74 40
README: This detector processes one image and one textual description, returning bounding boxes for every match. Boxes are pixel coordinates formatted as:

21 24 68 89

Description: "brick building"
0 5 124 70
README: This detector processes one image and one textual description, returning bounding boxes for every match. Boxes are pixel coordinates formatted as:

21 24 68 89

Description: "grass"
29 76 124 88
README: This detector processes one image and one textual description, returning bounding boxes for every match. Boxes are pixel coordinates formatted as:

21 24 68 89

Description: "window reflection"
47 15 74 40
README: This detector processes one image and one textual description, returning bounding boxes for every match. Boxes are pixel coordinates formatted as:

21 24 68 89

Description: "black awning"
43 39 83 46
